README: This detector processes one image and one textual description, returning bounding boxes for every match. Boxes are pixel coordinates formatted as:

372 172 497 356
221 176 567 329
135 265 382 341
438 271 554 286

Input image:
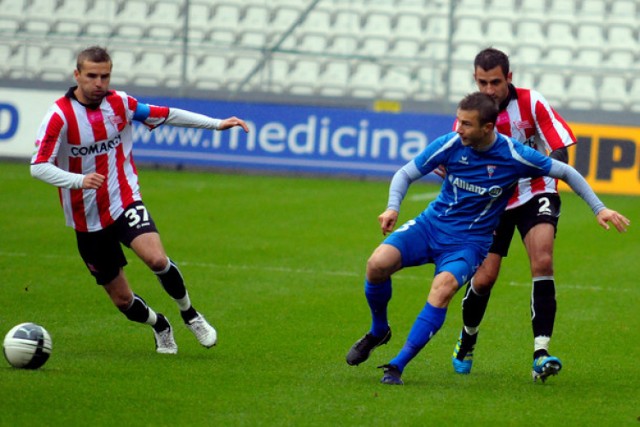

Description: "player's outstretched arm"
595 208 630 232
217 116 249 132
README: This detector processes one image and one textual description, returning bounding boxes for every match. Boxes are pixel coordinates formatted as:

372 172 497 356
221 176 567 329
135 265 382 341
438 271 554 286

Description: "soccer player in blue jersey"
345 92 630 385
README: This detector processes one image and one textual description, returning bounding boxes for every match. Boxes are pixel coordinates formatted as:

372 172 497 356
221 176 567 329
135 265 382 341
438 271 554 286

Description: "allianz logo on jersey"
449 175 503 198
70 134 122 157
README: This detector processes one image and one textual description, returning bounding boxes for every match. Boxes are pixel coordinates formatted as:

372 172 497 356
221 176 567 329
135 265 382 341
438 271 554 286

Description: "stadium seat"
38 46 75 82
484 19 514 50
297 33 329 54
288 59 321 95
628 78 640 112
394 12 424 41
360 37 390 58
566 75 598 110
452 17 484 45
606 26 636 52
379 68 414 100
270 5 301 35
82 0 116 37
261 56 292 93
511 46 543 66
575 23 605 51
536 73 567 107
448 67 475 102
226 53 260 91
412 66 445 101
326 34 359 56
598 75 629 111
146 1 183 40
316 60 351 97
607 0 637 27
577 0 606 24
545 22 576 50
388 38 422 59
209 3 241 45
188 53 228 90
112 0 149 38
541 47 574 66
332 8 361 34
348 62 382 98
546 0 577 23
186 2 213 43
23 0 57 34
361 11 393 37
514 21 545 48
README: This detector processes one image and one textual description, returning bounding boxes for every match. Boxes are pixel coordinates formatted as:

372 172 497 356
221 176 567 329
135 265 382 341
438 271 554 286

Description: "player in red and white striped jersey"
31 46 249 354
452 48 577 381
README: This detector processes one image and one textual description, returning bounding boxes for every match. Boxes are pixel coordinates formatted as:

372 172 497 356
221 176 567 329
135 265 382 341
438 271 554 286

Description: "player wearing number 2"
30 46 249 354
451 48 578 381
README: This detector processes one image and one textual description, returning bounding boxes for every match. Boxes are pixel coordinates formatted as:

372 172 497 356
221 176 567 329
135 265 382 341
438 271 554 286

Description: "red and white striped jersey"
497 87 576 209
31 89 169 232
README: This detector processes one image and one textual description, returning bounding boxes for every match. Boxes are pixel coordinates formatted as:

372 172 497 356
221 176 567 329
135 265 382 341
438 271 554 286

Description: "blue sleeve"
133 102 151 122
412 132 456 174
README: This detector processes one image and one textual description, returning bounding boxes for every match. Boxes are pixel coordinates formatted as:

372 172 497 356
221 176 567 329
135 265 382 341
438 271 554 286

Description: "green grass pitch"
0 160 638 426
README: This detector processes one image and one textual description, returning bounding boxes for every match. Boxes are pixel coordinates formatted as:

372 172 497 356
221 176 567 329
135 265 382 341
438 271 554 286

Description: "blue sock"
390 303 447 372
365 279 392 337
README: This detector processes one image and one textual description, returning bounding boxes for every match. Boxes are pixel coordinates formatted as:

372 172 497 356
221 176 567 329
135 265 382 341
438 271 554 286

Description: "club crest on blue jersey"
486 165 496 177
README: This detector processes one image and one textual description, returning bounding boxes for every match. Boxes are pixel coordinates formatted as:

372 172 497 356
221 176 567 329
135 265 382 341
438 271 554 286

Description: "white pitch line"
408 192 440 202
0 252 634 293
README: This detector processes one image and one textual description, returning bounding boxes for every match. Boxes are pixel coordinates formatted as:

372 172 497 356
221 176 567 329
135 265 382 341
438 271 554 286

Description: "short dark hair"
458 92 499 126
474 47 509 78
76 46 112 71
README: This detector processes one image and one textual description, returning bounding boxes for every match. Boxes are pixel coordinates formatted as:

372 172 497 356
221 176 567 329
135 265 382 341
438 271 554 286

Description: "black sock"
156 258 187 300
120 294 150 324
180 307 198 323
531 278 556 339
462 282 491 329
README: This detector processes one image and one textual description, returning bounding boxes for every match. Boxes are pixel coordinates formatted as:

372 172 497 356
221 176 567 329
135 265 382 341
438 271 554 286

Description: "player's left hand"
596 208 630 232
218 116 249 132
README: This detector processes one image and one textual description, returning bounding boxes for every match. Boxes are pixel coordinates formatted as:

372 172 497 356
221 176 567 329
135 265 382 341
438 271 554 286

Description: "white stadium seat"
599 76 629 111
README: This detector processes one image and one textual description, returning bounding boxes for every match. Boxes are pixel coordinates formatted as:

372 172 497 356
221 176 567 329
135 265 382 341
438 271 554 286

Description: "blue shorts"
383 214 487 287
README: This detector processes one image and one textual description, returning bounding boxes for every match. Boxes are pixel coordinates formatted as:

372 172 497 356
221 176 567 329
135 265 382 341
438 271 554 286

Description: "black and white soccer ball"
3 323 52 369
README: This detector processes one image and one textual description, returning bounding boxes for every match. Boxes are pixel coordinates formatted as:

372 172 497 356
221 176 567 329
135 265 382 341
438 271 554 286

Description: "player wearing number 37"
30 46 249 354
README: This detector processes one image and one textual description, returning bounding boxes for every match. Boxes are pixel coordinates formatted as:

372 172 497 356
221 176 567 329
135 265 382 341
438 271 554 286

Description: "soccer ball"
3 323 52 369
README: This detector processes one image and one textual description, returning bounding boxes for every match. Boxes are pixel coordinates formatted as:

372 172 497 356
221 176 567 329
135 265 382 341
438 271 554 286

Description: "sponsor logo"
70 134 122 157
450 176 503 198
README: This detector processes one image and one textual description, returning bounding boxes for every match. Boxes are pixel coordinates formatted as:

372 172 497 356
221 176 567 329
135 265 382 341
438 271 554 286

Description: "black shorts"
75 201 159 285
489 193 561 257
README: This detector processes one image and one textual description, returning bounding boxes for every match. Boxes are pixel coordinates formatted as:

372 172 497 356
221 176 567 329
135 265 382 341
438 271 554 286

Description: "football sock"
365 278 392 337
120 294 157 326
531 276 556 358
389 303 447 372
155 258 192 309
461 278 491 331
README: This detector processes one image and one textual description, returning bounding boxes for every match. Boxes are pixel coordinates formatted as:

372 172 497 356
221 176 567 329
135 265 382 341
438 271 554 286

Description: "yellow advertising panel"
559 122 640 195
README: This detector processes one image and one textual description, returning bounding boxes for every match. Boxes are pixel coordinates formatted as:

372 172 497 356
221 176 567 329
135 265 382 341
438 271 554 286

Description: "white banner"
0 88 60 158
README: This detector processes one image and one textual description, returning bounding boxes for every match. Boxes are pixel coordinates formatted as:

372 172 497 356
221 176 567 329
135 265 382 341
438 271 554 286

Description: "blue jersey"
414 131 552 247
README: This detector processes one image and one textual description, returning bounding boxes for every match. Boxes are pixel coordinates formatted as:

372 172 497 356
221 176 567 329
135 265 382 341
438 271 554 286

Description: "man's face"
474 66 511 105
74 60 111 104
456 108 492 148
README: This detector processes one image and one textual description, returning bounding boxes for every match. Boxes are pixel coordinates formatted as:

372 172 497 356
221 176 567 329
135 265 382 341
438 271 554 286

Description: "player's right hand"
596 208 630 233
82 172 105 189
378 209 399 235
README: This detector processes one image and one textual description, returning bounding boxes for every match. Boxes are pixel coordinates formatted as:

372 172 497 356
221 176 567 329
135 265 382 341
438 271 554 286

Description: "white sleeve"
30 162 84 189
165 108 222 130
